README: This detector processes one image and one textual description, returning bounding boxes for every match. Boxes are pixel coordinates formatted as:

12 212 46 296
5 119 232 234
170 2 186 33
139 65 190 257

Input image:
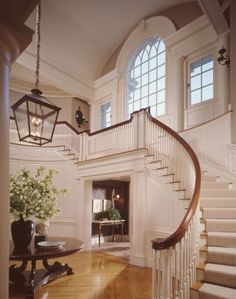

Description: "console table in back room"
92 219 125 247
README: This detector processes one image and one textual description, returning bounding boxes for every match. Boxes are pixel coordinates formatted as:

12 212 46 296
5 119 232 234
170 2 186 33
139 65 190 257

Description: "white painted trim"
17 51 94 101
115 16 176 123
166 16 217 60
166 15 209 48
116 16 176 72
95 69 118 89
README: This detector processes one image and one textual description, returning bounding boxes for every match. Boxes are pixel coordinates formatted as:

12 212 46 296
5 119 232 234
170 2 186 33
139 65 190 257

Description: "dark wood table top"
9 237 84 261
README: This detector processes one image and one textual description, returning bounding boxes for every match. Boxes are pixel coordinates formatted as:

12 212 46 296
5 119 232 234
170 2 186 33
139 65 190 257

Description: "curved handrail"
147 113 201 250
11 112 137 137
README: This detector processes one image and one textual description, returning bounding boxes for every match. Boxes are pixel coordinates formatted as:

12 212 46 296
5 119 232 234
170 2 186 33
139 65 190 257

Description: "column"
230 1 236 143
130 171 147 266
0 12 36 297
0 41 11 299
170 56 185 132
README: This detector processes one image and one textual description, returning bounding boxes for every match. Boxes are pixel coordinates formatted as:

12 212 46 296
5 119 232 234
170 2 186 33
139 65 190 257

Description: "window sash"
126 36 166 118
188 54 214 106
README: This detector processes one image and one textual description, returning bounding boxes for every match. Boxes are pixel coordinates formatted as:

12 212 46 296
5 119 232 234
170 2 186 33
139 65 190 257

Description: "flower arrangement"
10 166 68 222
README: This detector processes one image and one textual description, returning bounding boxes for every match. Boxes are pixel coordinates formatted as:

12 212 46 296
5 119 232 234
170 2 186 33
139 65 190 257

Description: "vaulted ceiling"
10 0 230 101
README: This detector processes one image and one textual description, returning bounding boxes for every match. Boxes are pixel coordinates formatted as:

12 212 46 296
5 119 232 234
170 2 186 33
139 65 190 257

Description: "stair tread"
199 282 236 298
191 281 203 290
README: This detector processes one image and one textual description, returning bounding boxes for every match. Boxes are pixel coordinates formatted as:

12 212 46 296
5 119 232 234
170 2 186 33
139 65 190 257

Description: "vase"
11 216 34 250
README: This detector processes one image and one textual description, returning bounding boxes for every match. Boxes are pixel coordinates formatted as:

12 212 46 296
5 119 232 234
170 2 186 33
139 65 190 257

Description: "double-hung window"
189 54 214 106
100 102 111 129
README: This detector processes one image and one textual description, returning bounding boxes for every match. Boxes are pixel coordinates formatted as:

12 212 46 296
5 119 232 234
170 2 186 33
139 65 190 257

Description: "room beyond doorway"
91 179 130 249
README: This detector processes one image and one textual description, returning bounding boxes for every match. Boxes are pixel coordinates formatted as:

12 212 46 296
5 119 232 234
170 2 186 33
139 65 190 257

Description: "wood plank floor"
9 250 152 299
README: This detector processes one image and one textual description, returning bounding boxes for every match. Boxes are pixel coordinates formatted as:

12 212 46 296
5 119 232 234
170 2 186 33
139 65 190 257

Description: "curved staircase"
191 173 236 299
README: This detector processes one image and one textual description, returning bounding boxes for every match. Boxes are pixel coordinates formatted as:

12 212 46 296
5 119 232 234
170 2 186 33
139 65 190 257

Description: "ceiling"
12 0 229 100
12 0 195 98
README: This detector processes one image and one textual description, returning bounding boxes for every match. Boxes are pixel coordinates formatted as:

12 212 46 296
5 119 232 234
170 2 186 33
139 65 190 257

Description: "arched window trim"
115 16 176 121
126 36 166 118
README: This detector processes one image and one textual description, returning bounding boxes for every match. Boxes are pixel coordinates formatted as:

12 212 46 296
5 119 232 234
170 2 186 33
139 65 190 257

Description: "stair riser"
150 161 162 170
201 199 236 208
200 251 207 264
206 222 236 232
207 252 236 266
190 289 199 299
196 268 204 283
201 182 229 190
205 270 236 289
201 176 219 182
200 236 207 247
197 267 236 289
202 208 236 219
207 236 236 248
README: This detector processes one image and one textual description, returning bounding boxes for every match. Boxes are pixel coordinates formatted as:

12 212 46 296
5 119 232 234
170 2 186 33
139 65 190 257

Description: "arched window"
126 36 166 118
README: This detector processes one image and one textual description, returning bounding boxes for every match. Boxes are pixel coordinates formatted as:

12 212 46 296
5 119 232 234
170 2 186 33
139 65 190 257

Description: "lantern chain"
35 0 41 90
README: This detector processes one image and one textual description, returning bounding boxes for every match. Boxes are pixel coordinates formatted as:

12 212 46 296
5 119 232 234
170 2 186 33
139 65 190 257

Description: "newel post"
131 109 147 149
79 131 89 161
137 109 147 149
132 111 139 149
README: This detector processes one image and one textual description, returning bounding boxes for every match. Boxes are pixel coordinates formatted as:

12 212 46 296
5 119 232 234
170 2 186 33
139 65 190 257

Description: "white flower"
10 167 68 221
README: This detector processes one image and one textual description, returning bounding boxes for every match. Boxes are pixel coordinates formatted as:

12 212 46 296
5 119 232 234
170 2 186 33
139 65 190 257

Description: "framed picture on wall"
103 199 112 211
92 199 103 213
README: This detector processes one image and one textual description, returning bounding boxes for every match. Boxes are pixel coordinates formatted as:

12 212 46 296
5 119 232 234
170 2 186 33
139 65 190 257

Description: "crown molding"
10 76 71 98
17 50 95 101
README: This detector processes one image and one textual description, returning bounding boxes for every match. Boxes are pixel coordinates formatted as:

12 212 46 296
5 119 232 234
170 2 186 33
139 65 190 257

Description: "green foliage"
95 208 121 220
107 208 121 220
10 166 68 221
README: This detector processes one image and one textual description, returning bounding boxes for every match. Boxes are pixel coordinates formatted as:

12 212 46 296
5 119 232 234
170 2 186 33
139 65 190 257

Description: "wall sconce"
75 106 88 128
111 189 120 208
217 47 230 67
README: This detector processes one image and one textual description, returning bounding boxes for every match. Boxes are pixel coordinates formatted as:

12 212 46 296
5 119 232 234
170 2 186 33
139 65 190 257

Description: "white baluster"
152 250 158 299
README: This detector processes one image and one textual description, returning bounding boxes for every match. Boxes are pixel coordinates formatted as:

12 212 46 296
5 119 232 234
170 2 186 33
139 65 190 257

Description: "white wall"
10 143 182 267
92 15 229 134
9 89 74 125
75 148 186 266
10 144 80 238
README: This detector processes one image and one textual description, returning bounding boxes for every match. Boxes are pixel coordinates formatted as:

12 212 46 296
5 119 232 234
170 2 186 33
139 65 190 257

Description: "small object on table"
34 234 47 247
37 241 65 250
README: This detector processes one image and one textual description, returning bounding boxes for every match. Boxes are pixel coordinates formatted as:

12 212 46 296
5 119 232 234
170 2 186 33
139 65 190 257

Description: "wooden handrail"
178 110 232 133
87 111 138 136
10 111 137 137
56 121 83 135
147 113 201 250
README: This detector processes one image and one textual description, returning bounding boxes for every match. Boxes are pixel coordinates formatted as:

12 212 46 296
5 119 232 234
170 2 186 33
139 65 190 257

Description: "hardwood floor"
9 250 152 299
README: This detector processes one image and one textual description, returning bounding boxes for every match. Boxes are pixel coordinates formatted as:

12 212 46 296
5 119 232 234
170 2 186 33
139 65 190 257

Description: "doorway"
91 178 130 258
